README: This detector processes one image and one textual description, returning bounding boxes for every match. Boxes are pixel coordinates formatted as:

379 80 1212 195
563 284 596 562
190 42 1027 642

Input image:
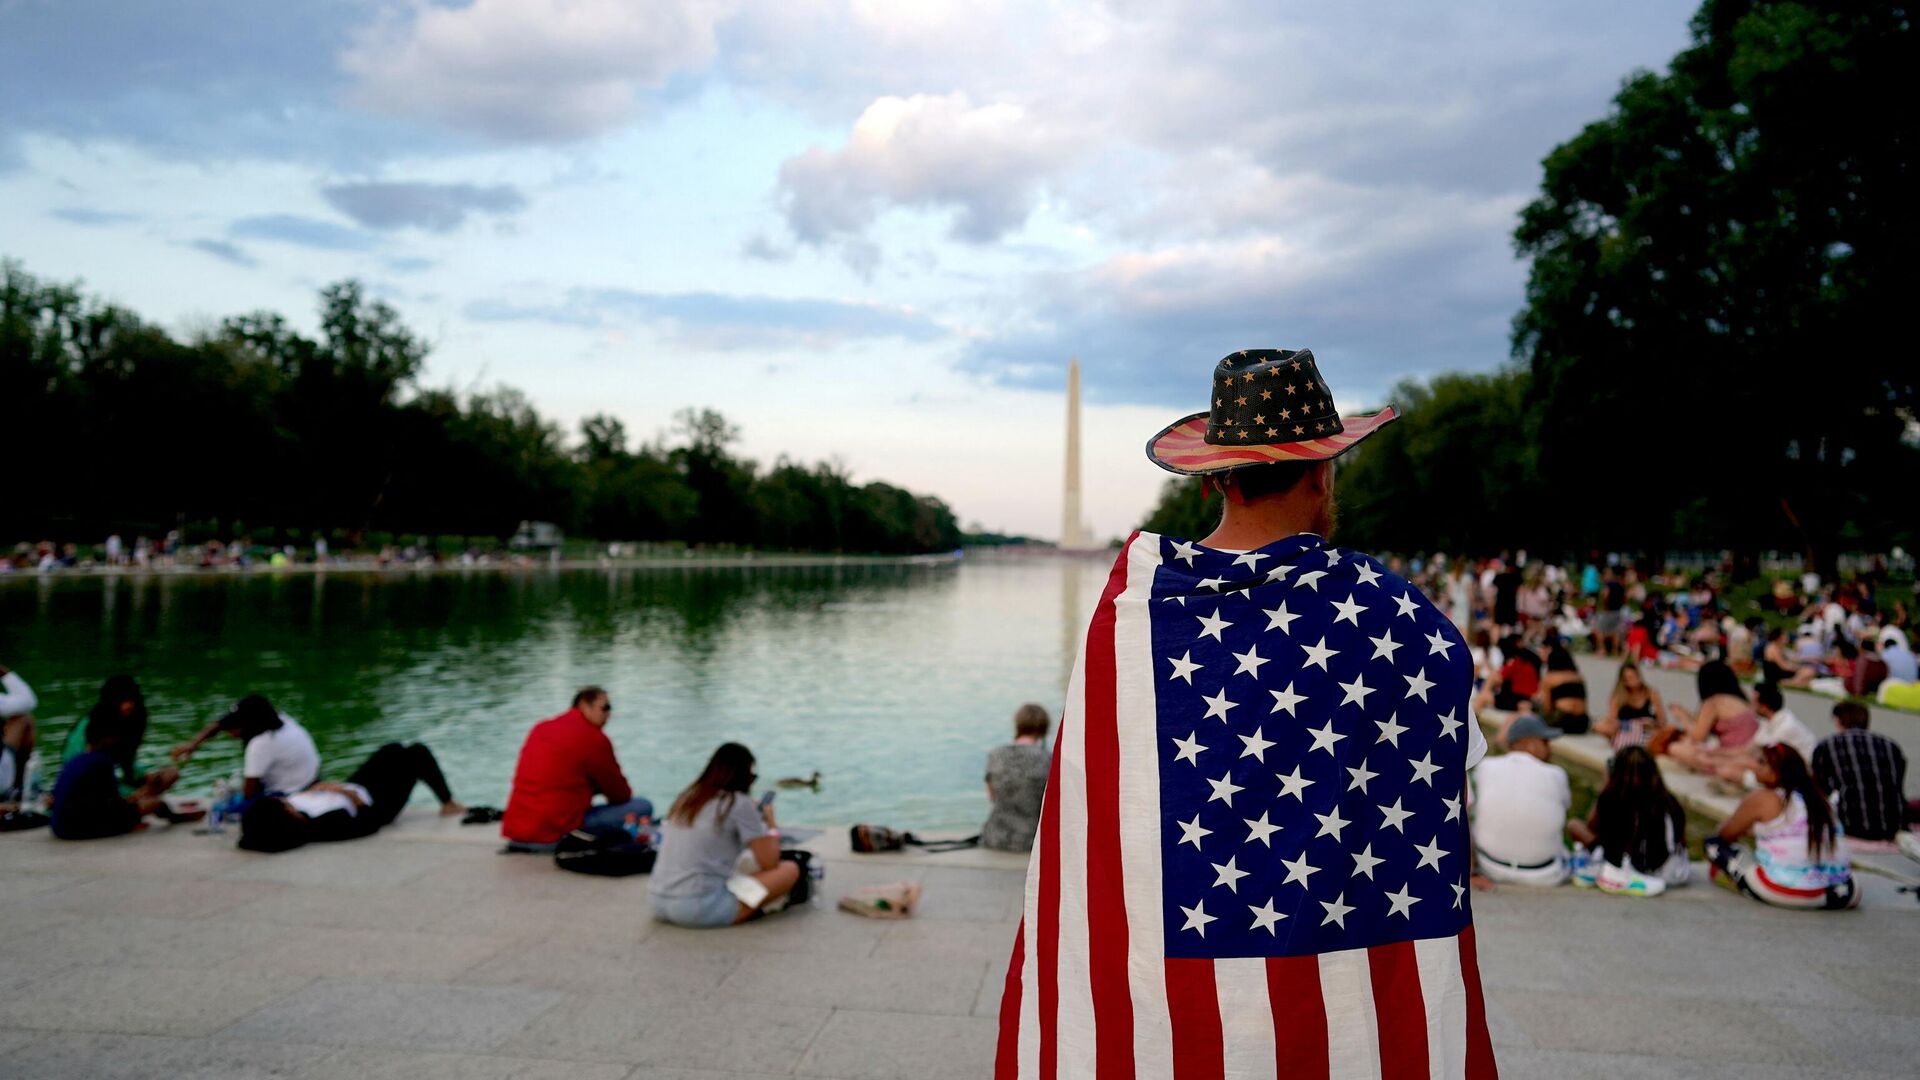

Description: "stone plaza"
1 794 1916 1079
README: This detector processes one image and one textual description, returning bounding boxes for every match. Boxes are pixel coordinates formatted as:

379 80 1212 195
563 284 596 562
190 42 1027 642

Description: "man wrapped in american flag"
996 349 1497 1079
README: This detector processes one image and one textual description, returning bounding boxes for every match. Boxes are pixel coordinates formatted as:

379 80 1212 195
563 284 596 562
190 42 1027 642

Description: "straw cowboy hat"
1145 348 1398 475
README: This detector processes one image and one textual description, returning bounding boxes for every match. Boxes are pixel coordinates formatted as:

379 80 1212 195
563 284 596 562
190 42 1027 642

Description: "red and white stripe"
995 533 1497 1080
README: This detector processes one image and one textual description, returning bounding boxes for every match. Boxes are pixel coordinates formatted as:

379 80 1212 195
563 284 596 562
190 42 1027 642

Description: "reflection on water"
4 555 1112 829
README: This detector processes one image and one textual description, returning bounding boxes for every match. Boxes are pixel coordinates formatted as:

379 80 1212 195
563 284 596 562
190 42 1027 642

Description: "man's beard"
1311 493 1338 541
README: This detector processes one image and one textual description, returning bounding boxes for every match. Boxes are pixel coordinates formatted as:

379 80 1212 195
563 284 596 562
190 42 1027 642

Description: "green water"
4 556 1111 829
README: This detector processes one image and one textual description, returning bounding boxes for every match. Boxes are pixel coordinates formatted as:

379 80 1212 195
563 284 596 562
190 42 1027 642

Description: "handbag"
553 826 657 877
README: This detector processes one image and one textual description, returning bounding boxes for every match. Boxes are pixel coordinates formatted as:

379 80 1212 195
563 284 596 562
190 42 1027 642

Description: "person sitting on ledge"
1811 701 1907 844
1566 746 1689 895
50 712 178 839
1595 658 1665 750
171 693 320 799
649 742 798 928
0 661 37 805
1469 714 1571 888
61 675 183 806
979 703 1050 853
237 742 465 853
502 686 651 849
1705 744 1857 910
1659 660 1758 773
1476 635 1540 713
1760 626 1818 689
1537 642 1590 735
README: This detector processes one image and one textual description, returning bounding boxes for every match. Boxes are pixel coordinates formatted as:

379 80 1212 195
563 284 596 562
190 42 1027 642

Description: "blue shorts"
651 887 741 928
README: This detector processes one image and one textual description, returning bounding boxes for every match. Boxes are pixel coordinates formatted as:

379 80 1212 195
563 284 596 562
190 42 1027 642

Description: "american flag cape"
996 531 1496 1080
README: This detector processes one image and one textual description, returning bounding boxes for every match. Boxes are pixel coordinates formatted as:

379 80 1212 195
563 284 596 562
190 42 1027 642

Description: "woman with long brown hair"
648 743 801 927
1594 659 1665 750
1704 744 1857 909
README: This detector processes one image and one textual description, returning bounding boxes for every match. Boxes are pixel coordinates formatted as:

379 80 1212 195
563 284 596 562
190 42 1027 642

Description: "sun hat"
1505 714 1563 743
1145 348 1398 475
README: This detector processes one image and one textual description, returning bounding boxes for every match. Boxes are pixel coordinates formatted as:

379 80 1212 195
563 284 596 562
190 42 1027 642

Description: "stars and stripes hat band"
1146 348 1398 475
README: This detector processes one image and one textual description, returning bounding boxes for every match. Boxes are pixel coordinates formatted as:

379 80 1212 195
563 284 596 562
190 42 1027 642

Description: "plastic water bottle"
18 750 41 808
208 778 230 834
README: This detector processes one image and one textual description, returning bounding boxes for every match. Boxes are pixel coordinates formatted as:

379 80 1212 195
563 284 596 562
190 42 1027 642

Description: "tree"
578 414 629 462
1513 0 1919 570
1140 478 1220 541
0 262 967 555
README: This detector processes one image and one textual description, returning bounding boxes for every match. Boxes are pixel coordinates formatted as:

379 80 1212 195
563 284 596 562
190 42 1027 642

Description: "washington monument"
1061 357 1092 549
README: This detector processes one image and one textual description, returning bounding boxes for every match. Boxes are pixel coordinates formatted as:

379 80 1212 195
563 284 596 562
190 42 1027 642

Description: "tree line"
1 262 961 554
1146 0 1918 572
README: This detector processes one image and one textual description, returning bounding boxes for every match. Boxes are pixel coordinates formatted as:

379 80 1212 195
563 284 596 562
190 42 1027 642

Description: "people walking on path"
502 686 651 847
997 348 1496 1078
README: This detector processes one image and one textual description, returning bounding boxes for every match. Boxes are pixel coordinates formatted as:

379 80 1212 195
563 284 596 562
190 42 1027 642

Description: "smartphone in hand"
758 790 777 809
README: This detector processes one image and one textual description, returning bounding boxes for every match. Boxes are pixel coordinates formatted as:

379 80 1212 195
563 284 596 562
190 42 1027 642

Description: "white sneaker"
1898 831 1920 866
1597 861 1667 898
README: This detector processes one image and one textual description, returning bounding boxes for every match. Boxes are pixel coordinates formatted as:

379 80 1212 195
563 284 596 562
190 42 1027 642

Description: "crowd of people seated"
2 663 1058 932
1465 649 1911 908
1404 550 1918 910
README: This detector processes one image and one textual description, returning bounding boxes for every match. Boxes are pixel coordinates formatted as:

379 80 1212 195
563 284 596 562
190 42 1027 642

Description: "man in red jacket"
501 686 651 846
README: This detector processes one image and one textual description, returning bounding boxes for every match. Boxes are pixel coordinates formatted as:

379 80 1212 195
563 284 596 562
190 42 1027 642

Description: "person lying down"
239 742 464 853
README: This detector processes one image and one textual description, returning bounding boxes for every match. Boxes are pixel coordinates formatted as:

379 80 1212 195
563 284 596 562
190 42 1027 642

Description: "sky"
0 0 1698 540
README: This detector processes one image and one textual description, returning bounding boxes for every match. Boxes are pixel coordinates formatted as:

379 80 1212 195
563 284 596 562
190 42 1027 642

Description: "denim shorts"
651 887 740 928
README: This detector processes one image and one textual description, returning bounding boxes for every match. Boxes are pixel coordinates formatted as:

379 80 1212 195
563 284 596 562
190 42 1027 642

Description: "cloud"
340 0 729 142
741 232 793 263
384 256 438 274
50 207 142 226
229 214 377 252
467 287 946 350
777 93 1080 246
188 238 258 268
321 180 526 232
0 1 430 167
959 184 1525 409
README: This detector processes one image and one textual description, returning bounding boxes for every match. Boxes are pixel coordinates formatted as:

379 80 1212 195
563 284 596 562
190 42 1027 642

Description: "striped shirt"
1811 729 1907 842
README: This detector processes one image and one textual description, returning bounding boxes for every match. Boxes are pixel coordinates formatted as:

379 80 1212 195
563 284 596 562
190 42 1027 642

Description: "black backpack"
553 827 657 877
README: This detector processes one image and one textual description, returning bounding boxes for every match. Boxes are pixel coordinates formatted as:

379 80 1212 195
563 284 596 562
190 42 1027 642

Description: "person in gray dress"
980 704 1051 852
